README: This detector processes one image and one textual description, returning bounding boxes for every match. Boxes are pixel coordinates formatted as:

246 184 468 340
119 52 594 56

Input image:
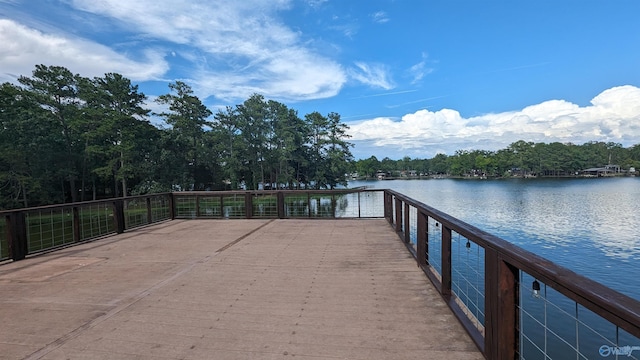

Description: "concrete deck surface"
0 219 483 360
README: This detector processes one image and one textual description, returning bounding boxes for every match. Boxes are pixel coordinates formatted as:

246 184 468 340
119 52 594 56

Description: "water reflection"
350 178 640 300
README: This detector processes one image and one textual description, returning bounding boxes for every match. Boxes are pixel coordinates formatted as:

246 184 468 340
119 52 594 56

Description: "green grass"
2 195 172 257
26 210 75 252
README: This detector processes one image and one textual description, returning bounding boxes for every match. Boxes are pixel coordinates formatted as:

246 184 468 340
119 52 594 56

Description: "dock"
0 219 482 360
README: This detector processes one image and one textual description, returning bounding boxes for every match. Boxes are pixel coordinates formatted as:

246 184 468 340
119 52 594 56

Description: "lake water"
349 177 640 300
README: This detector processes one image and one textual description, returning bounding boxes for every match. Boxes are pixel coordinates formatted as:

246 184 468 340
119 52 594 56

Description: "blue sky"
2 0 640 159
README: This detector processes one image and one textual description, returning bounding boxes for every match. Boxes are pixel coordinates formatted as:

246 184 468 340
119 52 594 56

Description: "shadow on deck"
0 219 482 360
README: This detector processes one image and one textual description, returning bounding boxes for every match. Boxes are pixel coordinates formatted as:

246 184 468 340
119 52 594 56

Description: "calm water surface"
350 177 640 300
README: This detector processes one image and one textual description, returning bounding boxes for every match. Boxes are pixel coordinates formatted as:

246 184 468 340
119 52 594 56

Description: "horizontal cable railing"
171 189 383 219
1 189 381 262
384 189 640 360
1 193 173 261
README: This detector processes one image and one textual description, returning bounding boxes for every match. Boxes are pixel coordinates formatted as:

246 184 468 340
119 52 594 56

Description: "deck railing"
2 189 639 359
384 189 640 360
1 189 382 262
0 193 175 261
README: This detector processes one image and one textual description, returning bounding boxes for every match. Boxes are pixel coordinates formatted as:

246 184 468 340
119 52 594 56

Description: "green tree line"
0 65 353 210
353 140 640 179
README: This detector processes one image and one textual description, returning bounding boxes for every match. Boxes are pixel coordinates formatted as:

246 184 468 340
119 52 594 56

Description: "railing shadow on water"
385 189 640 360
2 189 638 359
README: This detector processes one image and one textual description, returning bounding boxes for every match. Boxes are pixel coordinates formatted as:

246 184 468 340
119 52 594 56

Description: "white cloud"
408 53 434 84
348 85 640 158
349 62 395 90
0 19 168 82
65 0 346 101
193 50 346 101
306 0 328 8
371 11 389 24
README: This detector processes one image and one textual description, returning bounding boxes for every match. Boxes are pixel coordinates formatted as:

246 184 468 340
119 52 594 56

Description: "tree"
80 73 154 198
0 82 62 207
234 94 269 190
213 106 244 190
355 156 380 178
324 112 353 189
267 100 308 189
156 81 212 190
18 65 85 202
430 153 449 175
305 111 329 188
507 140 535 177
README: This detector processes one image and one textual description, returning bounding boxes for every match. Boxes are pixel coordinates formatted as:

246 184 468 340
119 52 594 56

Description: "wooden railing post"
195 195 201 218
485 248 518 360
245 193 253 219
403 202 410 244
416 211 427 267
113 199 125 234
7 212 27 261
277 192 285 219
73 207 81 242
384 191 392 223
441 225 452 297
394 197 402 232
331 194 336 218
168 193 175 220
146 197 152 224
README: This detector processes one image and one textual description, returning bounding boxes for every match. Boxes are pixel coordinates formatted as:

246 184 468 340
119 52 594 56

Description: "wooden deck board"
0 219 482 360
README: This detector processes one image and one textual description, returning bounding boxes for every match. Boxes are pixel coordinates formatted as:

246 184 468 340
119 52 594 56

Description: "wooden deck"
0 219 483 360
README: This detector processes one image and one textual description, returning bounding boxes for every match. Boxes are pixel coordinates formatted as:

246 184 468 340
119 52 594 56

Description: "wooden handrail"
384 188 640 359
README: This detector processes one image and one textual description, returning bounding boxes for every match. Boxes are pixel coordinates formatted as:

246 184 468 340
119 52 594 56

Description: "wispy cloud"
0 19 168 82
306 0 328 9
348 85 640 158
371 11 389 24
386 95 448 109
2 0 346 102
349 62 394 90
328 23 359 38
407 53 434 84
350 89 417 100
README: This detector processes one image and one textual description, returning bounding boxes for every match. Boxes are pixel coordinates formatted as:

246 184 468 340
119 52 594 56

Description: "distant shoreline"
351 173 635 181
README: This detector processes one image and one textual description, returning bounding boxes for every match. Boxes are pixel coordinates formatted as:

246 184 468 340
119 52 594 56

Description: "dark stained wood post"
384 191 392 223
195 195 201 218
383 192 388 220
394 197 402 233
113 199 125 234
485 248 518 360
7 212 27 261
245 192 253 219
403 202 410 244
277 192 285 219
416 211 427 268
441 225 452 297
73 206 80 242
146 197 152 224
168 193 175 220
